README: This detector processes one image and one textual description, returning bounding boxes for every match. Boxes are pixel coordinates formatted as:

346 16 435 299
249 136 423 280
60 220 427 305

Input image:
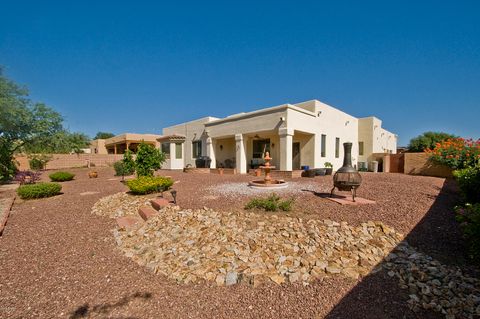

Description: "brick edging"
0 196 16 236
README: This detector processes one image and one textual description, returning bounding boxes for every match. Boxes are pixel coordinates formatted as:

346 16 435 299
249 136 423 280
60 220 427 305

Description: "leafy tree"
0 68 64 180
23 131 90 154
135 143 165 177
408 131 457 152
94 132 115 140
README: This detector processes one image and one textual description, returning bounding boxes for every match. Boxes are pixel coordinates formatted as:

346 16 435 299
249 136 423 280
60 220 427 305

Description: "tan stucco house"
90 133 161 154
159 99 397 173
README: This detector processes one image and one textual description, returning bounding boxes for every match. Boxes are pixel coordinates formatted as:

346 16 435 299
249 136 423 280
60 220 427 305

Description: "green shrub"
113 161 134 177
28 154 52 170
125 176 173 195
245 194 294 212
453 166 480 203
122 150 136 175
135 143 166 177
49 171 75 182
455 203 480 263
17 182 62 199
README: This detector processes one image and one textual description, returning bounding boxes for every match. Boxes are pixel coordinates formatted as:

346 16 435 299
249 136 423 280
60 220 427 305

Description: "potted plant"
324 162 333 175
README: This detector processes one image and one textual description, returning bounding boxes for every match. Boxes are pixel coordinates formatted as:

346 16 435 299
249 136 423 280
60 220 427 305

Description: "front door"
292 142 300 169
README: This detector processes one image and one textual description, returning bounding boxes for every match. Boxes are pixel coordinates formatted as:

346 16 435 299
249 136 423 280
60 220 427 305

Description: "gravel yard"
0 167 473 318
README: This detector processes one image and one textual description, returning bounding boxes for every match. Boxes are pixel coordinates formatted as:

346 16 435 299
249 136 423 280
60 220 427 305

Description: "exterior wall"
358 117 397 165
404 152 453 178
288 101 359 170
162 117 218 168
90 139 107 154
161 141 185 170
205 106 287 138
214 137 236 168
15 154 124 170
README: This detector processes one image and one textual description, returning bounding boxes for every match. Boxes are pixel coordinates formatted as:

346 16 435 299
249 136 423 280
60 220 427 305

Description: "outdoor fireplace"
330 142 362 201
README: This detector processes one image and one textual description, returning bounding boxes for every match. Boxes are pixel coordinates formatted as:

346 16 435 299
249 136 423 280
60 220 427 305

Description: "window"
321 134 326 157
161 143 170 159
252 139 270 158
335 137 340 158
175 143 182 159
359 141 364 156
192 141 202 158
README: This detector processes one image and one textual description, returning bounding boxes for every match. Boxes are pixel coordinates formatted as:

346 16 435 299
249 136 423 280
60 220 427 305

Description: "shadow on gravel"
325 178 464 319
69 292 152 319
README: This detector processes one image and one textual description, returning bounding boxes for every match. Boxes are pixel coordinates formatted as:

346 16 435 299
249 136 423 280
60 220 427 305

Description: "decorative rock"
150 198 171 210
215 274 225 286
138 206 157 221
116 216 142 230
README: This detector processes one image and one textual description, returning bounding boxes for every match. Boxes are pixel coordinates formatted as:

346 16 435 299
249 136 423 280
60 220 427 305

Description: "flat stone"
150 198 171 210
116 216 142 230
138 206 157 221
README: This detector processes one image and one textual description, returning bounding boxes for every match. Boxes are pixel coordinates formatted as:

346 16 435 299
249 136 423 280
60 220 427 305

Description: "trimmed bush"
49 171 75 182
17 182 62 199
125 176 174 195
245 194 294 212
453 166 480 203
455 203 480 263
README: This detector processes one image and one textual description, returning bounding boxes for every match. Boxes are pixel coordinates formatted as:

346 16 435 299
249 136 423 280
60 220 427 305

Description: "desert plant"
245 194 294 212
455 203 480 263
14 170 41 184
49 171 75 182
17 182 62 199
453 166 480 203
135 143 166 177
125 176 173 195
324 162 333 168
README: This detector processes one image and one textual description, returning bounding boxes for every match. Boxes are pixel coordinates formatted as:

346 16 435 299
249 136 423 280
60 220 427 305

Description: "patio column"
114 144 117 154
279 128 293 171
313 134 322 168
206 137 216 168
235 133 247 174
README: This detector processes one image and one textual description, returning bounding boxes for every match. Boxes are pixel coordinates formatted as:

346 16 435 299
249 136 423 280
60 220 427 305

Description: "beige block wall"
15 154 124 170
404 152 453 178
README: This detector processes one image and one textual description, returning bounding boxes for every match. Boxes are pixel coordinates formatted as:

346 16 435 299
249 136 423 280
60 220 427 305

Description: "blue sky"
0 1 479 145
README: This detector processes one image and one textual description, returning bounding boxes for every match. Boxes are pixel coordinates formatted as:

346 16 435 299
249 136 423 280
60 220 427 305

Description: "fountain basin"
248 180 289 189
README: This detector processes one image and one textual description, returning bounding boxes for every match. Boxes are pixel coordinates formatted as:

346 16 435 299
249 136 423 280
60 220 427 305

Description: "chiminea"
330 142 362 201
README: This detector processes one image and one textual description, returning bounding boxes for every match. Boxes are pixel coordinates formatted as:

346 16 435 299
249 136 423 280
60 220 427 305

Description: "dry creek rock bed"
93 192 480 319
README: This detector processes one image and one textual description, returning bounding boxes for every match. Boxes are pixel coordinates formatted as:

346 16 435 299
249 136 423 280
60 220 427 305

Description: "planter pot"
255 169 261 177
325 168 333 175
218 168 224 176
302 169 316 178
315 168 326 176
88 171 98 178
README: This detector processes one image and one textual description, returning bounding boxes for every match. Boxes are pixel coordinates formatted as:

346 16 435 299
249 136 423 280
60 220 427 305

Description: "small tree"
408 131 457 152
135 143 165 177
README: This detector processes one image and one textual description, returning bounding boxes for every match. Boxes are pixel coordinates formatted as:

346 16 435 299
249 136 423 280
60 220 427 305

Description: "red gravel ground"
0 167 466 318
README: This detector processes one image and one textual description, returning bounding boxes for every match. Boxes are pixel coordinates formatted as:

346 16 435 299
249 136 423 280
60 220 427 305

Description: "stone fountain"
248 152 288 189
